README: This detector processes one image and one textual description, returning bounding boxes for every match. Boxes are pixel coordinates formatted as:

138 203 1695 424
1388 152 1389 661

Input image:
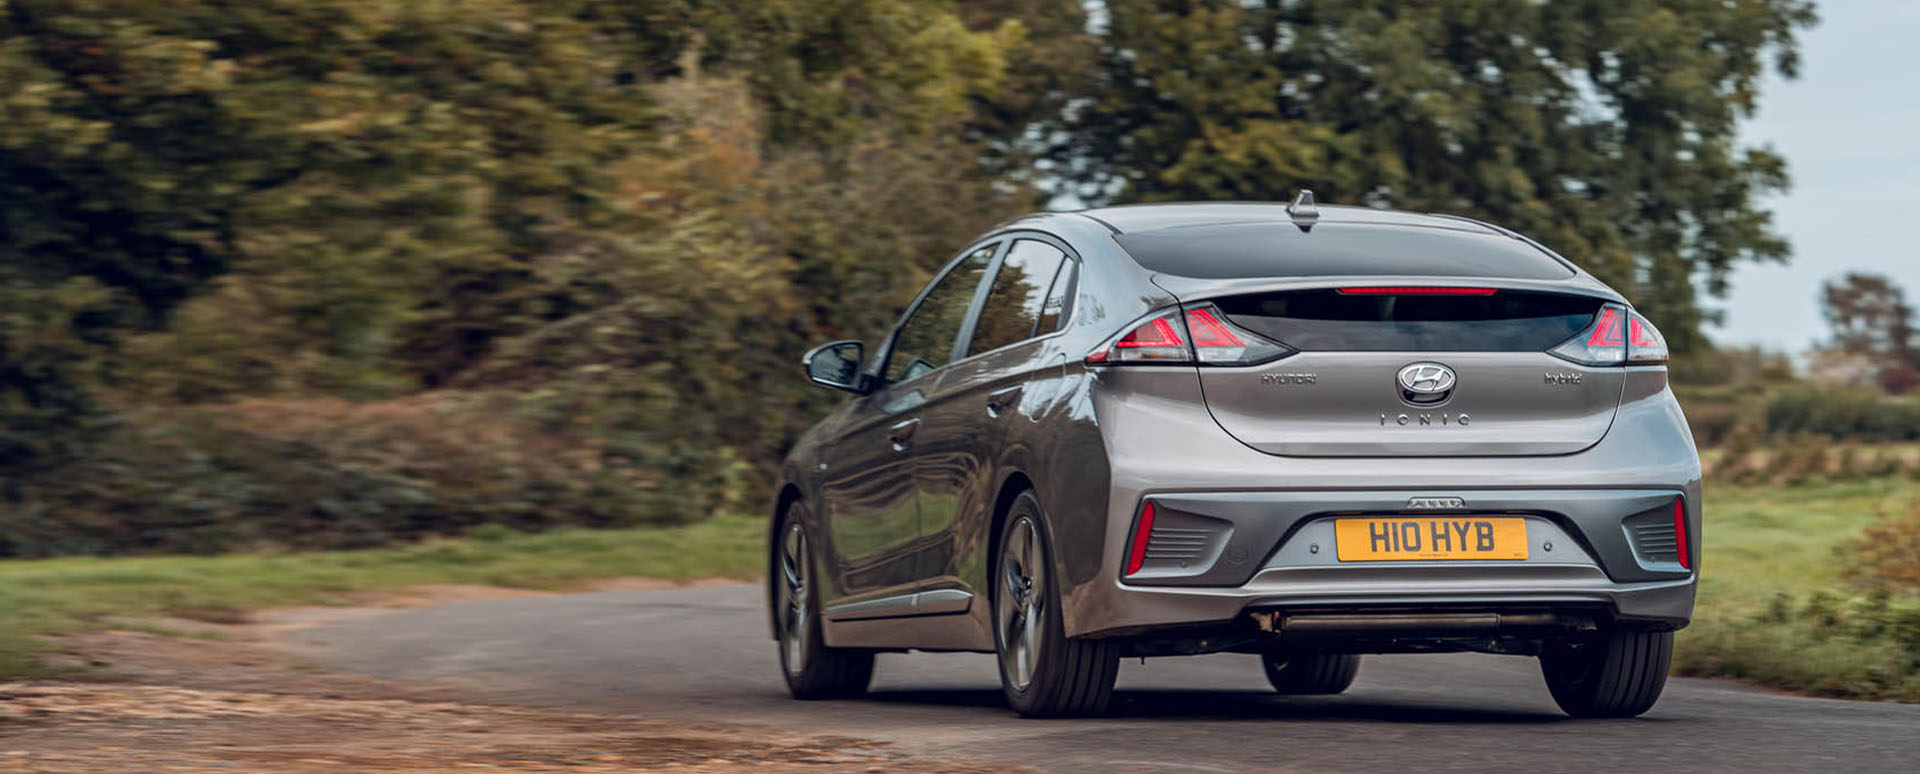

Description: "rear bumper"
1066 488 1698 639
1076 565 1695 639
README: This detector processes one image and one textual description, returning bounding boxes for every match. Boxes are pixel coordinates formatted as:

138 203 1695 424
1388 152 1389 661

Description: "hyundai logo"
1397 362 1457 405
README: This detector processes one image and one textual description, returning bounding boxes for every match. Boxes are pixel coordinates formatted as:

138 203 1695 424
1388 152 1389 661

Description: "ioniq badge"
1397 362 1457 406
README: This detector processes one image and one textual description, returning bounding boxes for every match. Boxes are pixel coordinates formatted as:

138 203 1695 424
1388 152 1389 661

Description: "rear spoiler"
1148 274 1628 307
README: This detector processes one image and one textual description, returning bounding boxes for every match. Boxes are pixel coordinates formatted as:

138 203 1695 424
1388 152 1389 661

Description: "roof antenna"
1287 189 1320 233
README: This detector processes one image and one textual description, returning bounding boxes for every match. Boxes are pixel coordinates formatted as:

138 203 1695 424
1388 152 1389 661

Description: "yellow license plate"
1335 517 1529 562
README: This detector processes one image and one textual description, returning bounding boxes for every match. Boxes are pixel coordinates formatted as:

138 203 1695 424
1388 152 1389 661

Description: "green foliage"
1675 477 1920 701
3 0 1818 558
1763 386 1920 442
1 1 1029 554
1 396 671 557
1048 0 1817 349
1670 345 1798 388
1857 498 1920 591
0 271 113 466
1 0 671 452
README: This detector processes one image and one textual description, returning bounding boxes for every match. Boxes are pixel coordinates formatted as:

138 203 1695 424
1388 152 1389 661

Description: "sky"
1720 0 1920 353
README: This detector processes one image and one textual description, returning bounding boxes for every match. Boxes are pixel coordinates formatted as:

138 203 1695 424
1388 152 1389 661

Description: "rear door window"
1216 290 1604 351
885 245 997 384
966 239 1070 355
1036 259 1075 334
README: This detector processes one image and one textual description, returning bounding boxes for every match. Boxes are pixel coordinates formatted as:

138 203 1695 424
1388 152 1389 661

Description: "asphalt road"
286 584 1920 773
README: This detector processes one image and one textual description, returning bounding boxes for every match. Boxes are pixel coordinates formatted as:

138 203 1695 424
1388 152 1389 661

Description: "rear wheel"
994 492 1121 717
773 505 873 700
1262 652 1361 695
1539 626 1671 718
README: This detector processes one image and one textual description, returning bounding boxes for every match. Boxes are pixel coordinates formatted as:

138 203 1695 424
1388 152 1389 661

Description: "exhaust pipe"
1252 611 1584 639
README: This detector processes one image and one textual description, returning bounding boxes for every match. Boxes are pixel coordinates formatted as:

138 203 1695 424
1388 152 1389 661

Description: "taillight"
1672 499 1691 571
1124 501 1157 576
1549 303 1669 366
1627 313 1670 364
1086 304 1294 366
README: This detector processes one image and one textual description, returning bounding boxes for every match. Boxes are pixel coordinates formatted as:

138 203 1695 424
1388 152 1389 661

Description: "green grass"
1678 477 1920 701
0 514 767 679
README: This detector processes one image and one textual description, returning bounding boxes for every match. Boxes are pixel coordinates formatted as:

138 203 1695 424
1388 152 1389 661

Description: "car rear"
1068 205 1699 716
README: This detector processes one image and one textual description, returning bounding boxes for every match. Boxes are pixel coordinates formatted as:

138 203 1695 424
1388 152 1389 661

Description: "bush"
0 395 669 557
1683 401 1744 448
1857 500 1920 590
1762 386 1920 442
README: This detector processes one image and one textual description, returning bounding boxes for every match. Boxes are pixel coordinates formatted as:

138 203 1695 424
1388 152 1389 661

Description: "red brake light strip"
1337 286 1497 296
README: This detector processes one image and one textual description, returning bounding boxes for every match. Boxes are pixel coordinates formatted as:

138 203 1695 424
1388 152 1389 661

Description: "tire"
1539 626 1672 718
1262 652 1361 695
772 503 874 700
993 491 1121 718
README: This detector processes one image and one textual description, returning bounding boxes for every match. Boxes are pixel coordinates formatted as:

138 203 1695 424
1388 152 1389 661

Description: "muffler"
1252 611 1583 640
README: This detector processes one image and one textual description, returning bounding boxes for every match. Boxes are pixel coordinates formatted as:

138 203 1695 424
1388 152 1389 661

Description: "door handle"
986 385 1024 417
887 418 920 450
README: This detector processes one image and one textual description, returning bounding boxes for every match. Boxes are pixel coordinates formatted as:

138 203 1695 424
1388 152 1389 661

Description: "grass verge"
0 514 766 680
1678 477 1920 701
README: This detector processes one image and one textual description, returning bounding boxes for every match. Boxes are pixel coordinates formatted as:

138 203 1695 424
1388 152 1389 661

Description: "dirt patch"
0 582 1016 774
0 683 920 773
0 683 952 774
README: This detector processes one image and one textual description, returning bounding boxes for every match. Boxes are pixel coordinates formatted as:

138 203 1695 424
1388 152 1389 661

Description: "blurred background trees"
1047 0 1817 351
1817 272 1920 394
0 0 1832 555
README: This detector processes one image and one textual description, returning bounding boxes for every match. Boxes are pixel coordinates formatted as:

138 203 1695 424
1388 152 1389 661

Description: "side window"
1036 258 1075 334
966 240 1070 355
885 245 997 384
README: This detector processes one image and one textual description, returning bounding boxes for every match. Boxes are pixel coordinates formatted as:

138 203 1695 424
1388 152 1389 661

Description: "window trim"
871 238 1008 389
1031 252 1078 339
961 238 1076 359
871 230 1085 389
949 231 1083 364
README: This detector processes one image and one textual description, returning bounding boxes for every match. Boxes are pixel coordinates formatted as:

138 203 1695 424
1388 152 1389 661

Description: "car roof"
1073 202 1577 282
1075 201 1503 235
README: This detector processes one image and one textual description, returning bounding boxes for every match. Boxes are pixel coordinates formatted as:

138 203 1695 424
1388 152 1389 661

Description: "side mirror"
802 340 869 393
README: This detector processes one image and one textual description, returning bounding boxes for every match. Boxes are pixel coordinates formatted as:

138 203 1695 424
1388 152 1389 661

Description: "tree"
1821 272 1919 393
2 0 679 444
1042 0 1817 350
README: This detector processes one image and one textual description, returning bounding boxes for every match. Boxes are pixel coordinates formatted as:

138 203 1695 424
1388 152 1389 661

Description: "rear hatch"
1186 286 1624 457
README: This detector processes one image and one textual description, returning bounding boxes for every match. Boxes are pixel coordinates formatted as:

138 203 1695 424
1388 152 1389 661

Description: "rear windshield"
1113 222 1575 280
1216 290 1603 351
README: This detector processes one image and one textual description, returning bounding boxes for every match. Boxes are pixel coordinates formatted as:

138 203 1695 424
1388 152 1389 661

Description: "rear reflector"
1672 499 1690 571
1125 502 1157 576
1337 286 1497 296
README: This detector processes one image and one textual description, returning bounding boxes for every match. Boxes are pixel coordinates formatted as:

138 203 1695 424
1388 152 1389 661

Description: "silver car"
768 195 1699 718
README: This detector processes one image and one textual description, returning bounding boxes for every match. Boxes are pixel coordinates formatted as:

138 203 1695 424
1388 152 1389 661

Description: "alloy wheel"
998 516 1044 691
778 520 810 677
